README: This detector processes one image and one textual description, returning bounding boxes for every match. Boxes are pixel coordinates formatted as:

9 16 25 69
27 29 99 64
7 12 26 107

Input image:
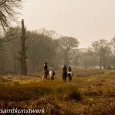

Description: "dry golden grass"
1 69 115 114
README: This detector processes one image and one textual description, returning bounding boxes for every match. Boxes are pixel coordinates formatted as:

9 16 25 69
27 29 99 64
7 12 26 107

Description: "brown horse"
43 69 49 82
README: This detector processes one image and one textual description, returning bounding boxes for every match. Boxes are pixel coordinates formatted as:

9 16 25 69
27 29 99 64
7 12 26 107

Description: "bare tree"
89 39 111 69
26 30 52 72
0 26 21 73
58 36 79 66
7 26 21 72
111 37 115 47
0 0 22 33
78 48 98 69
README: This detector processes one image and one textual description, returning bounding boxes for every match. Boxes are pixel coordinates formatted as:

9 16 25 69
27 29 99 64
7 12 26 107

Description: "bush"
13 81 20 86
54 84 82 101
65 90 82 101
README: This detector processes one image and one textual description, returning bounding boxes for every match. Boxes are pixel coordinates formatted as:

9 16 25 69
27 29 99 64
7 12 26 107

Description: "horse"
49 70 54 82
43 69 49 82
67 71 73 82
62 71 67 82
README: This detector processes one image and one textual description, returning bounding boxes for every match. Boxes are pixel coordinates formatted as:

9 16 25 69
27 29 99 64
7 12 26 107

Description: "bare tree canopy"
111 37 115 47
58 36 79 66
0 0 22 32
89 39 111 69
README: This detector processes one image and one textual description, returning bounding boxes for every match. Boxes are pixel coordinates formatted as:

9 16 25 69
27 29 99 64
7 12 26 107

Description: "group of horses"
62 71 73 82
42 70 73 82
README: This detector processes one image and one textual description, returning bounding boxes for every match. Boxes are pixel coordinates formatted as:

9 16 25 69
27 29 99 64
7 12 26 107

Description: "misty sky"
18 0 115 48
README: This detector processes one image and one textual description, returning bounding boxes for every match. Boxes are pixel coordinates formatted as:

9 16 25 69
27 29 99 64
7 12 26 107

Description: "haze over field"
2 1 115 114
18 0 115 48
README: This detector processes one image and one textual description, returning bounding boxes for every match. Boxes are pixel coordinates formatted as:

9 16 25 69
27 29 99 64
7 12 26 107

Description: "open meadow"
1 69 115 114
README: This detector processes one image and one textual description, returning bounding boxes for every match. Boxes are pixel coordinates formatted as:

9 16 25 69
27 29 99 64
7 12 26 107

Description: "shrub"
54 84 82 101
13 81 20 86
65 90 82 101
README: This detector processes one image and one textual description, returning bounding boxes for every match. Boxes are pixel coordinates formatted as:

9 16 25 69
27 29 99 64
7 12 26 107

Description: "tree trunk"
85 63 87 69
21 19 27 75
64 53 69 67
99 56 102 69
33 65 35 72
16 19 28 75
74 58 77 69
103 56 106 69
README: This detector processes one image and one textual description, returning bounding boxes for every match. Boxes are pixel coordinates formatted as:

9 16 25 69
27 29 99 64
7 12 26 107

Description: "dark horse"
62 71 67 82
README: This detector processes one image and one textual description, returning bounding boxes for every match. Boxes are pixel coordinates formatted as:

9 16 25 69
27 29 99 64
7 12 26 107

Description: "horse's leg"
52 71 54 82
50 75 52 82
49 73 51 82
44 75 45 82
43 75 45 82
50 76 52 82
64 76 66 82
69 75 71 82
49 75 51 82
63 76 65 82
67 74 69 82
64 74 66 82
65 72 67 82
51 75 53 82
63 76 64 82
46 75 47 82
44 75 46 82
70 75 72 81
63 75 66 82
52 74 54 82
69 76 71 82
44 74 46 82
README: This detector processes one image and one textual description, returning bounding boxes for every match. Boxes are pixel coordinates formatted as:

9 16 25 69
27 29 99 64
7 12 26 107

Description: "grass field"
0 69 115 114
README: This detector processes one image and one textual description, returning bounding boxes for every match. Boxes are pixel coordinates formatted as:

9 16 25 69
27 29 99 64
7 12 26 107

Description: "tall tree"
26 30 52 72
0 27 21 73
89 39 111 69
58 36 79 66
7 26 21 71
16 19 28 75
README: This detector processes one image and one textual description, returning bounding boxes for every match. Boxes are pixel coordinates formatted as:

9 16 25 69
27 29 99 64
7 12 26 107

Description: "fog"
0 0 115 73
18 0 115 48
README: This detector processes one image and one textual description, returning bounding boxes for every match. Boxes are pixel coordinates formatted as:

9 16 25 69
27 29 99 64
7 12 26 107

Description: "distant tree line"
0 26 115 73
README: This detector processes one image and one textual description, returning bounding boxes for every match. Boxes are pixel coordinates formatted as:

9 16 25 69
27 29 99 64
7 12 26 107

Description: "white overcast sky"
18 0 115 48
